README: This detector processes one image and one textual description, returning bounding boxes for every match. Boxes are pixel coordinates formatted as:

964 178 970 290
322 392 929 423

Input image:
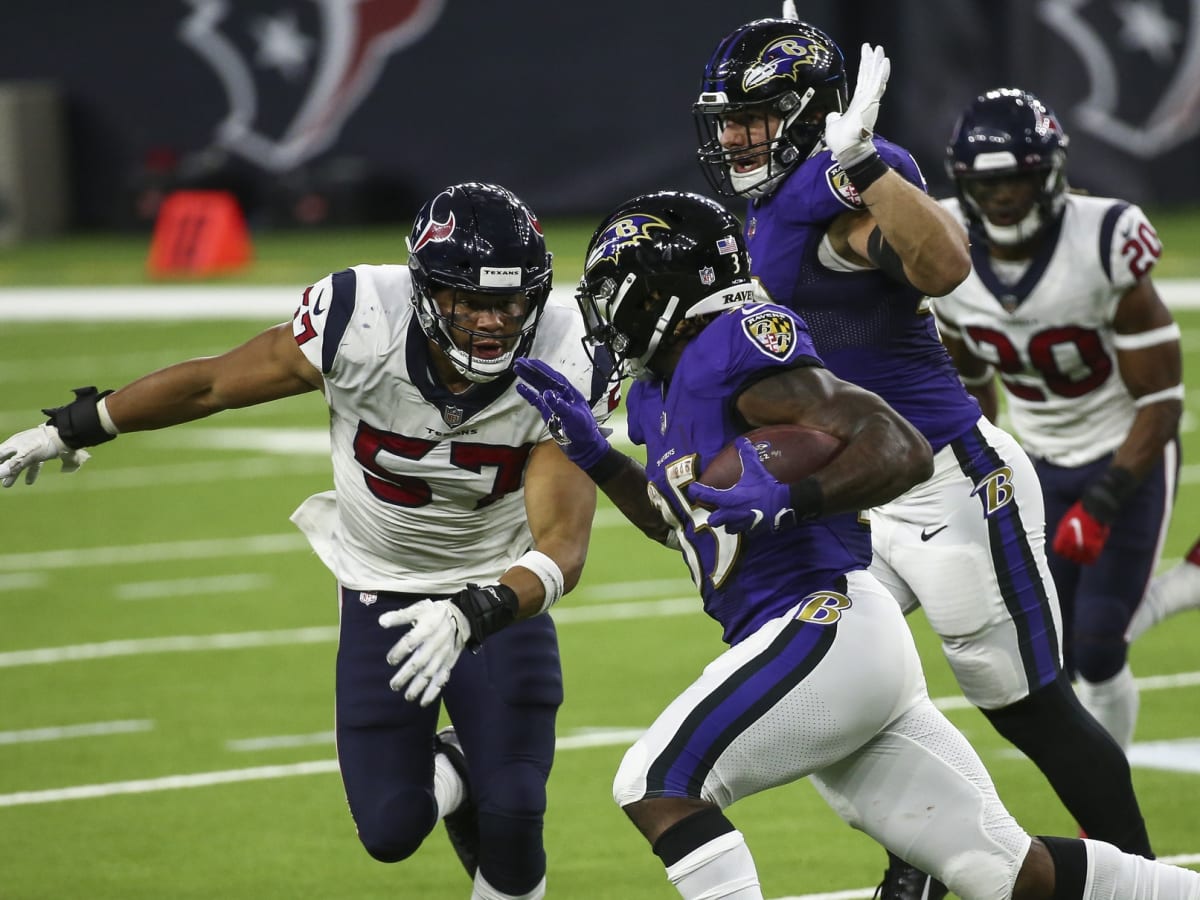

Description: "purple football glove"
514 357 611 471
688 438 797 534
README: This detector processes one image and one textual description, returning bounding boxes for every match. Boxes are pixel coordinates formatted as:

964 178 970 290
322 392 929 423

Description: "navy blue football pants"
335 587 562 894
1036 446 1176 682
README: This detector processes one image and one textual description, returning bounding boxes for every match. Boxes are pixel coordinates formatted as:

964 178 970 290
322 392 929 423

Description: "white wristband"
1133 384 1184 408
96 396 120 436
515 550 564 615
1112 323 1181 351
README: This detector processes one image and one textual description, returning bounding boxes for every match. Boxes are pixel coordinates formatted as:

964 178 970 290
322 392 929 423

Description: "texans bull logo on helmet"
180 0 446 171
410 189 457 253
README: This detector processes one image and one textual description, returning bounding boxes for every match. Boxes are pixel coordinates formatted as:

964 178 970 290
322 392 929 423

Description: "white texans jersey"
934 194 1162 466
287 264 612 593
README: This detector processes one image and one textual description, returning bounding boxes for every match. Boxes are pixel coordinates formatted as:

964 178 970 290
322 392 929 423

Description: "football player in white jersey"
0 182 615 900
934 90 1191 758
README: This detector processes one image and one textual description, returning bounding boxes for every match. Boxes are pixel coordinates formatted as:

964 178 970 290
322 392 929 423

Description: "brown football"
697 424 845 489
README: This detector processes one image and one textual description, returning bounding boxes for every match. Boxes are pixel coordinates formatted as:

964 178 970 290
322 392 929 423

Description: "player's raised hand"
0 425 91 488
824 43 890 169
514 357 611 470
688 438 796 534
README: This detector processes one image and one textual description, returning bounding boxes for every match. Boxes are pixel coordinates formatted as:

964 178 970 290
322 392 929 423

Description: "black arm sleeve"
866 226 914 288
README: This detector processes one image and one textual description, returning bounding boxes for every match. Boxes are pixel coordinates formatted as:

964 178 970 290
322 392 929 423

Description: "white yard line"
0 457 329 494
0 573 48 591
114 573 273 600
0 760 341 806
7 283 1200 321
0 626 338 668
0 720 153 745
0 511 631 580
0 598 701 669
0 533 310 573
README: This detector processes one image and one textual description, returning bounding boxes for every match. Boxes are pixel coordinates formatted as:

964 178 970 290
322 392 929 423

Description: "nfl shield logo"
442 405 464 427
700 266 716 286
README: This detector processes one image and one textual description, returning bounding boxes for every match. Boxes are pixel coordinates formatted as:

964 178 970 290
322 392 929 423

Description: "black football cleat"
874 854 949 900
434 726 480 878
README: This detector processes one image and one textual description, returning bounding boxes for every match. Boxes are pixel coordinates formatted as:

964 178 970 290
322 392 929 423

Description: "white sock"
664 830 763 899
433 750 466 819
1083 838 1200 898
471 872 546 900
1129 557 1200 642
1075 664 1139 751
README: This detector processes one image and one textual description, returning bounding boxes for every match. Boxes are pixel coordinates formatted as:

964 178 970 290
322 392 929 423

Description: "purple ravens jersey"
745 139 980 451
626 303 872 645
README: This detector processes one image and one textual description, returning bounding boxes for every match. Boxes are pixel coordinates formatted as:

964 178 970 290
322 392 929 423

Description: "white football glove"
0 424 91 488
823 43 891 169
380 600 471 707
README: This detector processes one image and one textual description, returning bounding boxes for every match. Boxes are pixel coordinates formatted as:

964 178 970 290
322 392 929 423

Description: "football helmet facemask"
407 182 553 383
946 88 1069 247
695 18 848 199
577 191 761 380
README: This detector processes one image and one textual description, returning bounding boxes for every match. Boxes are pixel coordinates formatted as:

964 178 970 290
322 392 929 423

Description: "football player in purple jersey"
0 183 614 900
514 190 1200 900
936 88 1198 756
692 16 1154 899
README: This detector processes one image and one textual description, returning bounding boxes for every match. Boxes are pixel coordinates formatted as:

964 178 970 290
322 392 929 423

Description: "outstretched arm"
0 322 322 488
105 323 323 431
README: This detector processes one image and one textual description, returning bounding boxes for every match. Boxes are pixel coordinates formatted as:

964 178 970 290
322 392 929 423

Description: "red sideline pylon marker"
147 190 252 277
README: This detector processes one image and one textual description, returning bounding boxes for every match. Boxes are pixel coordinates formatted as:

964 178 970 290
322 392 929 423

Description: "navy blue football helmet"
695 18 848 198
577 191 760 379
407 182 553 382
946 88 1069 246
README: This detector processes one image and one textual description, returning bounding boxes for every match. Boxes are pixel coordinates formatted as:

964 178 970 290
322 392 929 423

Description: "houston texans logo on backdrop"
1039 0 1200 157
180 0 446 171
